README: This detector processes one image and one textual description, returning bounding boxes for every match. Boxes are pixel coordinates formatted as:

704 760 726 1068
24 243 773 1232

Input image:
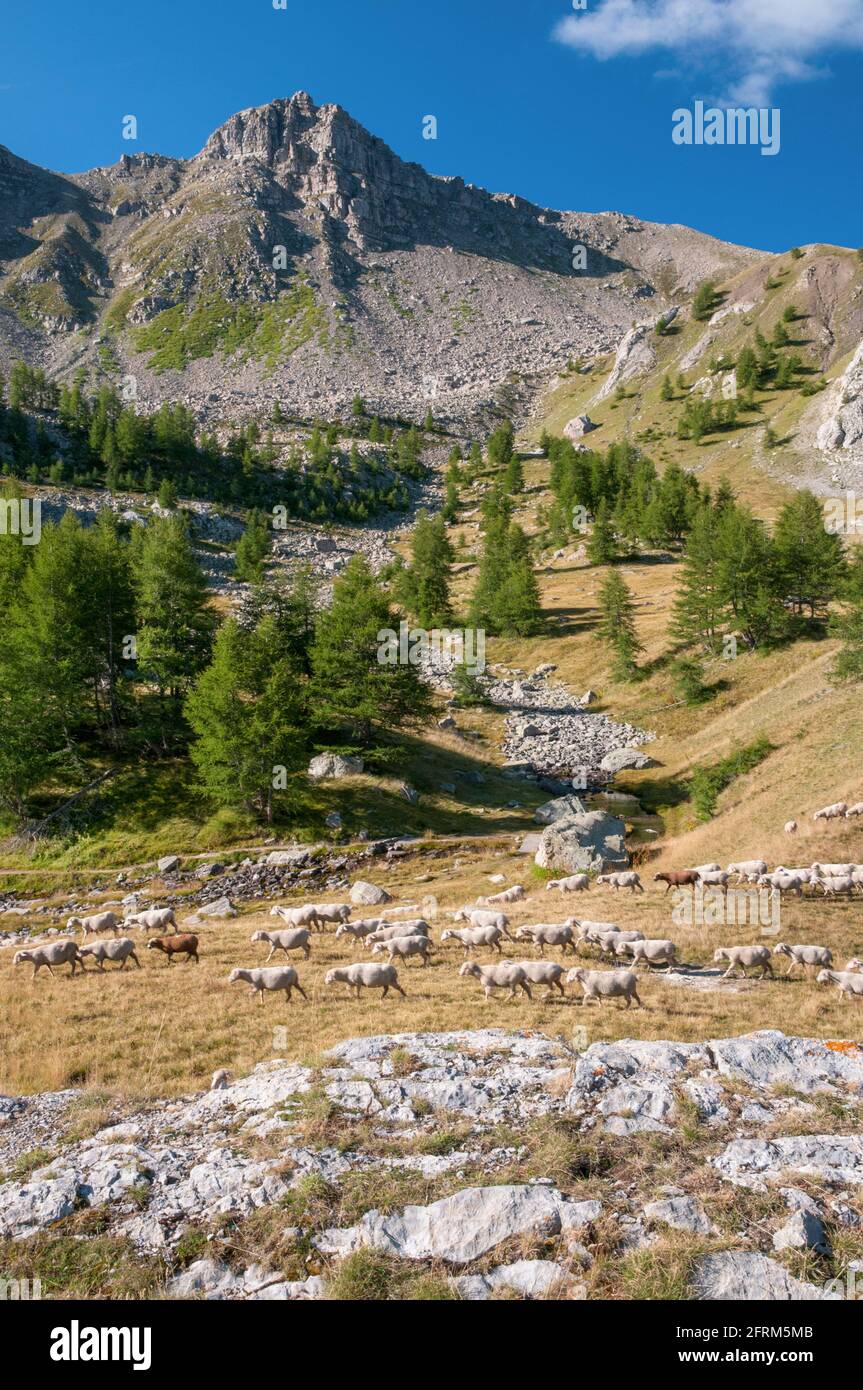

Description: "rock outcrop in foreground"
1 1029 861 1300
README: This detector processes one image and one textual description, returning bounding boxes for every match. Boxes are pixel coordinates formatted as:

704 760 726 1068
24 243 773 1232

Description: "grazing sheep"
697 869 730 890
692 863 722 874
512 960 566 998
813 801 848 822
579 927 645 958
726 860 768 882
147 933 199 965
210 1069 232 1090
479 885 525 906
363 922 430 948
458 961 532 1002
547 874 590 894
816 969 863 1001
845 959 863 972
324 963 406 1000
371 934 434 967
251 928 311 961
228 966 307 1004
566 918 618 936
773 942 832 976
596 871 644 893
618 938 680 970
270 904 322 932
310 903 352 928
784 820 798 835
334 919 386 942
566 967 642 1009
713 945 773 979
811 862 854 878
440 925 504 956
813 874 856 898
514 923 576 957
13 940 82 978
66 910 122 937
756 871 805 896
78 937 141 971
846 803 863 819
124 907 177 934
452 908 510 934
654 870 700 893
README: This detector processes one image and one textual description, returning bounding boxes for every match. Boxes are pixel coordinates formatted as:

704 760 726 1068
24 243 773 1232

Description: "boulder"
691 1251 836 1301
534 794 587 825
453 1259 568 1301
580 690 598 706
156 855 180 875
262 850 309 868
644 1196 716 1235
194 862 223 880
400 784 420 805
563 414 597 440
196 896 237 920
599 747 655 774
535 810 628 873
350 881 392 907
711 1134 863 1190
325 813 342 830
773 1209 830 1255
308 754 364 781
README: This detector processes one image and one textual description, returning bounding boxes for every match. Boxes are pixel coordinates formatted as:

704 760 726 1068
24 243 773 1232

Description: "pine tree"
186 616 307 823
503 454 525 495
133 515 214 734
830 550 863 683
597 569 642 679
587 498 618 565
310 555 433 744
493 525 542 636
235 510 271 583
660 375 674 401
487 421 514 467
773 490 844 619
395 510 453 627
671 503 725 654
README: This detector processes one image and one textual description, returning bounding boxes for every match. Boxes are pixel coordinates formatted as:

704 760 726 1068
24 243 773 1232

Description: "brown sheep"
653 871 700 893
146 933 199 965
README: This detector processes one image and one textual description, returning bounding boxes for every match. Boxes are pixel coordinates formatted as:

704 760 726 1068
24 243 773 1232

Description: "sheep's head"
228 969 243 985
846 959 863 972
458 961 479 977
370 942 385 955
514 926 531 939
335 924 349 938
440 930 455 942
250 931 267 943
269 906 283 917
66 917 82 930
452 910 468 923
713 948 728 962
774 943 789 956
565 967 586 985
816 970 831 986
146 939 161 951
12 951 32 966
325 968 347 986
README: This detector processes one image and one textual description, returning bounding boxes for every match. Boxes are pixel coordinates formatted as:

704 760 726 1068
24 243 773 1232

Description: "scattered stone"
535 810 628 873
599 747 655 774
350 881 392 907
773 1209 830 1256
308 754 364 780
644 1196 716 1235
692 1251 837 1301
157 856 180 875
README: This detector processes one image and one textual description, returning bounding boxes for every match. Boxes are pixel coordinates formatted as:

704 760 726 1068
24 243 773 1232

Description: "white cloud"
554 0 863 103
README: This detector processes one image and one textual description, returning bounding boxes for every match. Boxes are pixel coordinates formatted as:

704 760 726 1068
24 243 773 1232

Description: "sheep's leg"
394 982 407 998
632 990 643 1009
265 947 276 963
722 963 735 978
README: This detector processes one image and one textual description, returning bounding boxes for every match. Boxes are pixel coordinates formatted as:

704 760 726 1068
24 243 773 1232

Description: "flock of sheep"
10 795 861 1013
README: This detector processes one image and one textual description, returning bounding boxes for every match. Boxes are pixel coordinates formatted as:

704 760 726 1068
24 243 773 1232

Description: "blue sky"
2 0 861 253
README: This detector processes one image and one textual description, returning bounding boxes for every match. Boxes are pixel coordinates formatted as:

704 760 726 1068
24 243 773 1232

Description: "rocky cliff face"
0 93 763 430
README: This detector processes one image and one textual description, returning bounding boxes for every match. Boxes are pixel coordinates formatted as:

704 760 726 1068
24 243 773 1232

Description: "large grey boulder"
453 1259 568 1301
314 1184 570 1264
308 754 364 781
534 794 587 825
773 1209 830 1255
563 414 597 441
195 896 237 920
535 810 628 873
599 747 655 774
708 1030 863 1095
350 881 392 907
691 1251 837 1301
711 1134 863 1190
644 1196 716 1235
262 850 309 868
157 855 180 875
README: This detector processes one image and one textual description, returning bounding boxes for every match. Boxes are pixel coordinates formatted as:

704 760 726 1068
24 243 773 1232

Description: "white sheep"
773 943 833 976
334 919 386 943
845 803 863 819
124 907 177 934
452 907 510 933
440 925 504 956
512 960 566 998
458 960 532 1001
546 874 590 894
713 945 773 979
816 969 863 1001
578 927 645 958
210 1069 232 1090
784 820 798 835
756 871 805 896
514 923 576 957
250 928 312 961
596 871 643 893
726 860 767 881
66 910 122 937
813 874 857 898
78 937 141 971
845 958 863 972
13 940 82 978
270 904 322 931
813 801 848 822
362 922 430 948
324 962 406 1000
697 869 730 889
228 966 307 1004
479 885 525 906
566 967 642 1009
371 934 434 966
692 862 722 874
618 938 680 970
310 903 352 927
811 862 854 877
